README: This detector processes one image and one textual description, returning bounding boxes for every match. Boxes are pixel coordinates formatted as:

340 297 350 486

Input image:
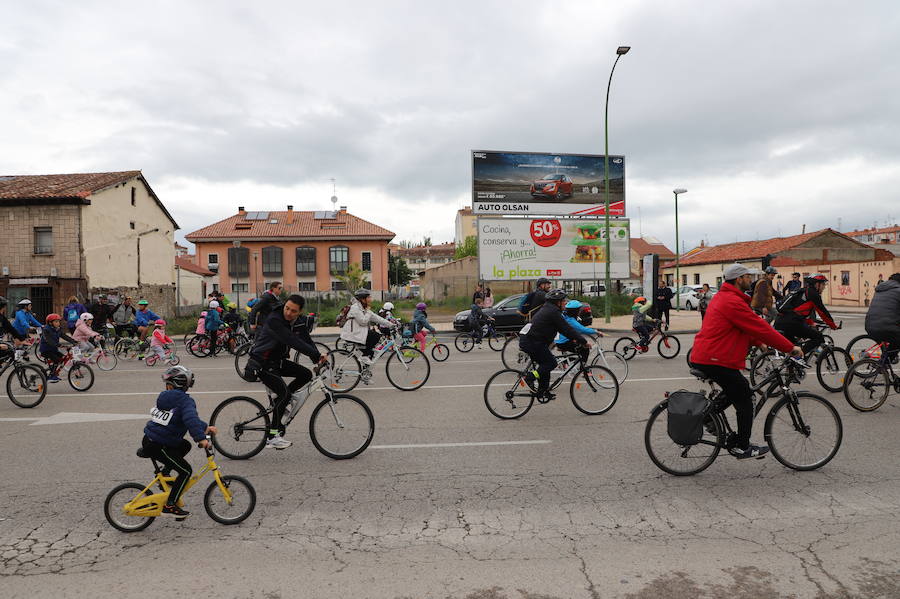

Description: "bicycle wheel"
613 337 637 360
842 358 890 412
233 343 252 380
33 342 48 364
144 355 158 368
591 350 628 384
815 347 851 393
327 349 362 392
68 363 94 391
6 364 47 408
315 342 331 358
483 368 534 419
749 350 779 387
95 350 117 371
765 392 842 470
657 335 681 359
685 347 694 368
569 365 619 415
845 334 878 361
309 394 375 459
104 483 156 532
204 475 257 524
335 338 354 351
386 347 430 391
187 335 211 358
644 401 722 476
501 335 529 370
168 354 181 366
454 333 475 353
431 343 450 362
487 333 505 351
209 396 271 460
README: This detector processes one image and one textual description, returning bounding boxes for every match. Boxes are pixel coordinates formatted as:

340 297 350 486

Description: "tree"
388 254 413 286
333 262 368 296
454 235 477 259
422 236 432 246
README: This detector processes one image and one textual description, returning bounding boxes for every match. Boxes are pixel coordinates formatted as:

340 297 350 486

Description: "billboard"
472 150 625 216
478 217 630 281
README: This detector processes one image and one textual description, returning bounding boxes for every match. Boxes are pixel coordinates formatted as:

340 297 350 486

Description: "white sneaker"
360 356 374 366
266 435 292 450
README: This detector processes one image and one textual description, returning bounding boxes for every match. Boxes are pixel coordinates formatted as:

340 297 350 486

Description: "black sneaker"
733 444 769 460
540 390 556 402
523 371 538 392
162 504 190 518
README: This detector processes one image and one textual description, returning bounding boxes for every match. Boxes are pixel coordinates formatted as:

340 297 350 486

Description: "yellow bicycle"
104 439 256 532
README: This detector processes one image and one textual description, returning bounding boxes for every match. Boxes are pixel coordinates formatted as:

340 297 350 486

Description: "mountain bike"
210 363 374 460
749 322 849 393
0 347 47 408
501 333 626 382
455 321 504 352
645 356 842 476
842 342 899 412
103 439 256 532
232 340 331 381
614 324 681 360
483 350 619 419
846 335 881 361
327 329 430 392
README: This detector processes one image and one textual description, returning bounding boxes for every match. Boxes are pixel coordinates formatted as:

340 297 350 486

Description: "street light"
673 188 687 309
603 45 630 324
232 240 241 309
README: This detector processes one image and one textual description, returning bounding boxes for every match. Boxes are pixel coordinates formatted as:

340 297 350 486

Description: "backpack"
519 292 535 314
335 304 352 328
66 307 79 324
775 288 803 314
666 390 709 445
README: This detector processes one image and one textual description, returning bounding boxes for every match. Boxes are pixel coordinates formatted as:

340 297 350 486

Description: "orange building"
185 206 395 296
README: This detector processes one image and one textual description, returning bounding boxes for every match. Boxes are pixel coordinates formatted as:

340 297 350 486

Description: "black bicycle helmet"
536 277 551 286
354 288 372 299
546 288 567 301
162 365 195 391
764 266 778 274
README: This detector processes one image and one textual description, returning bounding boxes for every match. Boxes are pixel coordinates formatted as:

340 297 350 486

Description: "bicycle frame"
524 351 592 393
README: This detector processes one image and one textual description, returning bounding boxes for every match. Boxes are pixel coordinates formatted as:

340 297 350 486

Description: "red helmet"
805 273 828 283
46 313 62 324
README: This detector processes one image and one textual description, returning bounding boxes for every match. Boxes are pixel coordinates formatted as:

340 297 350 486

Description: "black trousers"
866 328 900 359
142 436 192 507
556 340 588 363
258 359 313 435
363 330 381 357
692 363 754 450
775 318 822 355
656 304 671 325
519 337 556 393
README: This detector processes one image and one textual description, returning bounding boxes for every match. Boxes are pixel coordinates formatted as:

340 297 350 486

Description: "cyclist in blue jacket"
555 300 603 361
204 300 224 355
134 299 161 341
12 299 43 337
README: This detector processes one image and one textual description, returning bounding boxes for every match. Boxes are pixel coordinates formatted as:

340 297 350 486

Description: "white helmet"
17 298 31 306
209 300 220 308
80 312 94 321
383 302 394 311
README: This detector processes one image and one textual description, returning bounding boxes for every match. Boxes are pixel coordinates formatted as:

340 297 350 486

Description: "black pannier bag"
666 390 710 445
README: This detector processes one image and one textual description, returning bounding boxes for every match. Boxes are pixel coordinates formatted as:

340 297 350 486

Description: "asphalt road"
2 314 899 598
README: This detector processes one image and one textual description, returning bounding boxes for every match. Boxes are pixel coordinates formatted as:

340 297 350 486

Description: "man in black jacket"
654 280 674 325
248 281 284 332
865 273 900 362
88 295 114 334
518 277 552 320
518 289 591 400
0 296 27 359
247 294 326 449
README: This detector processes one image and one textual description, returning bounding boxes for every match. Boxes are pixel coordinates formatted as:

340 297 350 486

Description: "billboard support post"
673 188 688 309
603 45 630 323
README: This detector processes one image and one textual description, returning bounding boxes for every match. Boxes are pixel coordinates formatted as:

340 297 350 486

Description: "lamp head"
616 46 631 55
673 188 688 194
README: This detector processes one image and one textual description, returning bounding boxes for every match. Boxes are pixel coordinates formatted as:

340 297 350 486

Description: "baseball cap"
722 263 760 280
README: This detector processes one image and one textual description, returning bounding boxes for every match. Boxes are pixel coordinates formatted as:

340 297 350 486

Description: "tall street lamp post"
673 188 687 309
603 45 630 323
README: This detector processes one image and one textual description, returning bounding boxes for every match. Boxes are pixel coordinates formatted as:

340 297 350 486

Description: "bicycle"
210 363 374 460
845 335 881 361
842 342 899 412
749 322 850 393
0 346 47 408
483 349 619 419
144 344 181 367
645 356 842 476
327 329 431 392
614 324 681 360
45 346 95 391
401 330 450 362
81 338 119 371
232 339 332 381
455 321 504 353
103 438 256 532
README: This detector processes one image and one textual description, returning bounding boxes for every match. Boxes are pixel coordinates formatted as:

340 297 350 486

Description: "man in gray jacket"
865 273 900 363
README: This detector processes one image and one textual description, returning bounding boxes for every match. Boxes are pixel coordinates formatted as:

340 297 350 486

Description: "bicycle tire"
749 349 779 387
764 391 842 470
845 334 878 361
454 333 475 353
209 396 271 460
815 346 851 393
591 350 628 384
487 333 505 351
613 336 637 360
501 335 528 370
33 342 49 364
335 338 354 351
68 363 94 392
104 482 156 532
842 358 890 412
483 368 535 419
6 364 47 408
569 365 619 415
327 349 362 392
644 401 722 476
234 342 252 381
685 347 694 368
204 474 257 524
385 347 430 391
95 350 118 371
169 354 181 366
309 394 375 459
657 335 681 359
431 343 450 362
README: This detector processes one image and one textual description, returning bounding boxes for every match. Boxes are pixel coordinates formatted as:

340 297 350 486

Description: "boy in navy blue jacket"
142 365 217 518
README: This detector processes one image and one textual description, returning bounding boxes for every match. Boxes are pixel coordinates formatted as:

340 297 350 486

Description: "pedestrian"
472 282 485 304
696 284 714 321
483 285 494 308
654 280 673 326
784 272 802 294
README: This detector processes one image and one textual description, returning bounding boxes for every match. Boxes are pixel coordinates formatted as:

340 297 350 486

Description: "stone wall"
87 284 176 318
0 205 82 279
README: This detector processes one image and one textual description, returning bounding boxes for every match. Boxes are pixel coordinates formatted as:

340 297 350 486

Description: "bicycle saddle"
689 368 710 381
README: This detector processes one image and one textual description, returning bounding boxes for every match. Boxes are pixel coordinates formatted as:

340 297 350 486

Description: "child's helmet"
46 313 62 324
155 319 166 326
80 312 94 321
634 296 647 304
564 299 582 317
162 365 194 391
137 299 149 306
209 300 219 308
416 302 427 310
383 302 394 311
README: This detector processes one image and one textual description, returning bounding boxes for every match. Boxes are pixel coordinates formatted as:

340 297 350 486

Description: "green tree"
333 262 368 296
422 236 432 246
388 254 413 286
454 235 477 259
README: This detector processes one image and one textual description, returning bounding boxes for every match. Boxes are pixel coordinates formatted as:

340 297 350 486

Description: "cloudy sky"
3 0 899 253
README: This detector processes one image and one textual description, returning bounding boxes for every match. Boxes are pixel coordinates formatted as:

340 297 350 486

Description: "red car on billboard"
530 173 574 201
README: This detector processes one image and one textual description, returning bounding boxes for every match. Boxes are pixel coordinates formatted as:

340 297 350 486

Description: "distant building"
395 242 457 274
175 257 215 310
629 237 675 284
0 171 178 319
843 225 900 245
174 242 189 257
455 207 476 244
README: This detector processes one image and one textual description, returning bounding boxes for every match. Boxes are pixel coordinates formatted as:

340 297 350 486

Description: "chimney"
339 205 347 214
287 205 294 225
801 224 806 234
238 206 246 216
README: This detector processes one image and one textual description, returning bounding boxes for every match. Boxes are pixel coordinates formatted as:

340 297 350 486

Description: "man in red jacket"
691 264 802 459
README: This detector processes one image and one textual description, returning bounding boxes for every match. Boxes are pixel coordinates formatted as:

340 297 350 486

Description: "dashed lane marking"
370 440 552 449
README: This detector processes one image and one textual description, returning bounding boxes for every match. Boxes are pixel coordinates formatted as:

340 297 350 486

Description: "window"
693 273 700 285
262 246 283 276
131 187 136 206
227 247 249 277
231 283 248 293
207 253 219 273
681 274 687 285
331 281 347 291
296 247 316 275
212 283 219 293
298 282 316 292
34 227 52 254
361 251 372 272
329 245 349 274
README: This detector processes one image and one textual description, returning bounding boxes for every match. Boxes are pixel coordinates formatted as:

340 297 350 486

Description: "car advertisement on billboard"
478 217 631 281
472 150 625 216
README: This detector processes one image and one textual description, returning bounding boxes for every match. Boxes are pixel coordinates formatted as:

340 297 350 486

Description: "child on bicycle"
73 312 102 352
632 296 657 352
142 365 217 518
468 297 494 346
205 300 224 356
150 319 176 365
412 302 436 352
40 313 77 383
555 300 603 362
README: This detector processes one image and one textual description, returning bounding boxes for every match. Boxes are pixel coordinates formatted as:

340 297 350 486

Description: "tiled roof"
844 225 900 236
397 242 456 257
175 256 215 276
0 171 142 200
185 210 395 242
630 237 675 258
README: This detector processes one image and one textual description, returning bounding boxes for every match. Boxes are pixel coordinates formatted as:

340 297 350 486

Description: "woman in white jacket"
339 289 394 364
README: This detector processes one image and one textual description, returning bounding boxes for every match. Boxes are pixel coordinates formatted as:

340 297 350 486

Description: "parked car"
676 285 718 310
530 173 574 201
582 284 606 298
622 285 643 297
453 294 592 332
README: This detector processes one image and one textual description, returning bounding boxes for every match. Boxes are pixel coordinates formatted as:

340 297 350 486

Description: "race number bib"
150 407 174 426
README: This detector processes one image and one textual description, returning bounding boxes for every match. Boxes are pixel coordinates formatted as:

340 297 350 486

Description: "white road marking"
29 412 148 425
0 417 41 422
370 440 552 449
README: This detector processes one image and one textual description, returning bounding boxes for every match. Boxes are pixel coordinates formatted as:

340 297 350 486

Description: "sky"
2 0 899 254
